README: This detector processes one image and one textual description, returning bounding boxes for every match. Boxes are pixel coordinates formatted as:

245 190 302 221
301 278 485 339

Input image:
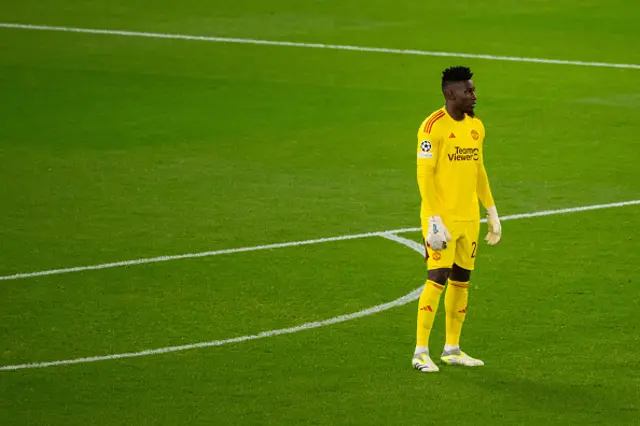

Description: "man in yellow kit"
412 66 502 372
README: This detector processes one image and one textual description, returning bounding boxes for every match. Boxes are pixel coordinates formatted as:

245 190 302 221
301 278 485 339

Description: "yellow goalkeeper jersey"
416 107 495 222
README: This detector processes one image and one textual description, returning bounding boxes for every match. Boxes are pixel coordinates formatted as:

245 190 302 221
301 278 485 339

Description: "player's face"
452 80 477 115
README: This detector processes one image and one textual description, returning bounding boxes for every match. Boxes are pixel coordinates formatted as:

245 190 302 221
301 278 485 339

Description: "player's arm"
417 127 451 249
417 138 441 217
476 140 501 245
476 146 495 210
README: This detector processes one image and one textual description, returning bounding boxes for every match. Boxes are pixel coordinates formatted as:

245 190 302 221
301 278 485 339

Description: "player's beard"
464 101 475 117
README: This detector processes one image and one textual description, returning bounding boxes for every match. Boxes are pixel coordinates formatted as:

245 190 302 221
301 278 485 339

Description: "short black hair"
442 66 473 89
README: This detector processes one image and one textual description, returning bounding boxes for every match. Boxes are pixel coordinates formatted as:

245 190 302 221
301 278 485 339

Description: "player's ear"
443 87 455 101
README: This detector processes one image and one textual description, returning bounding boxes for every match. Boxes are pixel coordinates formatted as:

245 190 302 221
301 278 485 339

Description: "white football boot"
440 348 484 367
412 351 440 373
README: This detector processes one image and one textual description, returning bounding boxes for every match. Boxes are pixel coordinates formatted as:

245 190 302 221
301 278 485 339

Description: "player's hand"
426 216 452 251
485 206 502 245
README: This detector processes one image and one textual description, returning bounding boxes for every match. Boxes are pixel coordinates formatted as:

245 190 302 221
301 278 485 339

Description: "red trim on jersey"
423 111 444 133
424 111 445 133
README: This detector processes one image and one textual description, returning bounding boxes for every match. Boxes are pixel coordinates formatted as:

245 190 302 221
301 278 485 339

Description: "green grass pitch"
1 1 639 424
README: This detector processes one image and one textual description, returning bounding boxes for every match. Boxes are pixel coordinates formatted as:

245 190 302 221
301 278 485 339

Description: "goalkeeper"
412 66 502 373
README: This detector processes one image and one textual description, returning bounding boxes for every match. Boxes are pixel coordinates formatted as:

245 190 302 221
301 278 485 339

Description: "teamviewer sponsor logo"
448 146 479 161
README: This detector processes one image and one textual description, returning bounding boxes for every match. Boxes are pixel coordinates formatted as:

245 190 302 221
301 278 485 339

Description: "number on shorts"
471 242 477 258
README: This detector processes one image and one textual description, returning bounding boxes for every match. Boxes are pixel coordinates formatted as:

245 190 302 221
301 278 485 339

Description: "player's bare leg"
440 264 484 367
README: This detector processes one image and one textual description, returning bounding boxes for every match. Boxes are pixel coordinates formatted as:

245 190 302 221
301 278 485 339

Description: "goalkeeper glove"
485 206 502 245
426 216 452 251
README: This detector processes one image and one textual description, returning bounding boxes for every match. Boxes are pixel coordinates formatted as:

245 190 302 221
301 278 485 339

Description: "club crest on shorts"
471 130 479 140
432 252 442 260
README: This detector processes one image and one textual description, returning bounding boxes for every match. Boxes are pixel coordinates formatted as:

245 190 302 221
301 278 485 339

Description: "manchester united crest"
432 252 442 261
471 129 479 140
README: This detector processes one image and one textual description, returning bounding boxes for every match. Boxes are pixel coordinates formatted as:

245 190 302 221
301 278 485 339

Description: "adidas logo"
420 305 433 312
449 133 456 138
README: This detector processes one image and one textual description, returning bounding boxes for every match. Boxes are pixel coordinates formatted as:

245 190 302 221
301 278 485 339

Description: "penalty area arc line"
0 234 425 371
3 198 640 371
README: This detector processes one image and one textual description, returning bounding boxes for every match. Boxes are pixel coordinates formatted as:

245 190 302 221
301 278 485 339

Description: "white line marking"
1 23 639 70
498 199 640 221
1 199 638 282
0 234 425 371
0 232 388 281
379 232 426 254
2 199 640 371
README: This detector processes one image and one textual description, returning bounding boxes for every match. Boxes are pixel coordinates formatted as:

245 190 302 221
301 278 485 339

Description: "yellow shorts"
421 220 480 271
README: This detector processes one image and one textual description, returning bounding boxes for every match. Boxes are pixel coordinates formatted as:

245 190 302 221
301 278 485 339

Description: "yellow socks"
416 280 445 349
444 280 469 347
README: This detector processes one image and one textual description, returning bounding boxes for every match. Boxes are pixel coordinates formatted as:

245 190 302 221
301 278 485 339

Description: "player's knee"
451 264 471 282
428 268 450 286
